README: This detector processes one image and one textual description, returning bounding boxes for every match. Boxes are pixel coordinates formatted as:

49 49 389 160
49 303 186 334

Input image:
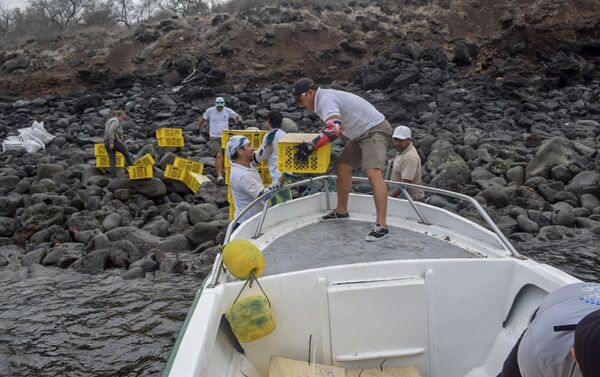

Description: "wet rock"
129 258 157 273
538 225 573 241
122 267 145 279
105 227 161 253
21 248 47 266
517 214 540 233
70 249 110 273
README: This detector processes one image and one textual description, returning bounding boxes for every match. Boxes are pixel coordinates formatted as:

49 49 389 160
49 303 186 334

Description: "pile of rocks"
0 39 599 278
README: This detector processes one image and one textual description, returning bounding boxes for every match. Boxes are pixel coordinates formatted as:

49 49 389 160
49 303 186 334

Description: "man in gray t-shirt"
498 282 600 377
293 77 393 241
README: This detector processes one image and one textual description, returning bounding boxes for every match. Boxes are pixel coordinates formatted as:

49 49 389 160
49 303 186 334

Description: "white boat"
163 176 579 377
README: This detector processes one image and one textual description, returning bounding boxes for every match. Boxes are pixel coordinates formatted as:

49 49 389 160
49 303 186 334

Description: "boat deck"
262 220 479 275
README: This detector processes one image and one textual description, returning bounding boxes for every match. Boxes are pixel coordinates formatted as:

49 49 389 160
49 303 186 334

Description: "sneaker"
365 224 389 242
216 175 225 185
321 211 350 221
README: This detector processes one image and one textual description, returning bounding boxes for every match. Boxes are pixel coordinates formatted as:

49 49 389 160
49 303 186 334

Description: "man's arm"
312 115 342 149
198 116 206 129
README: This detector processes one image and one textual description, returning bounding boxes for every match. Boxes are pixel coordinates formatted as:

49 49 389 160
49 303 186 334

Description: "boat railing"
208 175 523 288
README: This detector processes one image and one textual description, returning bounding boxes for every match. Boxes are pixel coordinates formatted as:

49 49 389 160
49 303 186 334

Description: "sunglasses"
296 92 308 103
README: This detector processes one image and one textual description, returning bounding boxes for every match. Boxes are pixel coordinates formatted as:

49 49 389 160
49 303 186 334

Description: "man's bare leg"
366 168 388 227
335 162 353 214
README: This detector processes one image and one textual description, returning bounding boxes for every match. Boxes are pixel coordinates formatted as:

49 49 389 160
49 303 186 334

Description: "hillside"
1 0 599 97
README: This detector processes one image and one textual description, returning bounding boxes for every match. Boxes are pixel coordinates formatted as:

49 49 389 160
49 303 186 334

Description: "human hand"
294 142 314 164
109 143 114 150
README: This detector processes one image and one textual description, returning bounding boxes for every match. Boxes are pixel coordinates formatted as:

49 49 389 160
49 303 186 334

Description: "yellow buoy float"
222 239 265 279
226 294 276 343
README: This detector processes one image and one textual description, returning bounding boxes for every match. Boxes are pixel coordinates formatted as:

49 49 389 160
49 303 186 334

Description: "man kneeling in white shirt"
226 135 282 231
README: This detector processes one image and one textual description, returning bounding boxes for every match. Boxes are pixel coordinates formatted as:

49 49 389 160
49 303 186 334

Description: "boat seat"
269 356 423 377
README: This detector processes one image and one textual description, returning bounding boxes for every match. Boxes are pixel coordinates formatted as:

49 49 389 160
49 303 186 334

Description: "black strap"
553 324 577 332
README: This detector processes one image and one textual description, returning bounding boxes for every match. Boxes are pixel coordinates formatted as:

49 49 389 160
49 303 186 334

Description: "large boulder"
565 171 600 197
14 204 65 244
525 137 585 179
70 249 110 273
425 140 471 189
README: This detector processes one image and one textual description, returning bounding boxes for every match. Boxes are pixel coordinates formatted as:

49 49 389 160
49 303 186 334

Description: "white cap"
393 125 411 140
226 135 250 159
215 97 225 106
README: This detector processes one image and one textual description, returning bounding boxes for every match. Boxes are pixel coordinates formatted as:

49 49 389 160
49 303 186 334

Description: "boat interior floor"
262 220 479 275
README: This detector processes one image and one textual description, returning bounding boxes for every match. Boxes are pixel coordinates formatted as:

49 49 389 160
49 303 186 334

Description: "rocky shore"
1 0 600 278
2 39 600 279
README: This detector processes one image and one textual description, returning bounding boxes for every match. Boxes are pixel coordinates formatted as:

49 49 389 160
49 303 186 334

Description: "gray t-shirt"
517 282 600 377
314 88 385 140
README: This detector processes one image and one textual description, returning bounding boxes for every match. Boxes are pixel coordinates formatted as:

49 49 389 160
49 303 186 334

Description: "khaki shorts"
338 120 392 171
209 138 223 157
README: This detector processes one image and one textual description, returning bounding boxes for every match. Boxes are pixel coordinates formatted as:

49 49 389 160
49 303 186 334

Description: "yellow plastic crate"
134 153 155 166
96 154 124 168
183 170 201 192
156 128 183 139
221 130 267 149
228 187 235 220
128 164 153 180
164 164 185 181
174 157 204 174
158 136 184 148
94 144 108 156
259 168 272 186
277 133 331 174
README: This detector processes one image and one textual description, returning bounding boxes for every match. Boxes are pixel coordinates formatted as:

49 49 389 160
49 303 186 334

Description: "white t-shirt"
314 88 385 140
203 106 239 138
255 128 286 182
230 162 266 224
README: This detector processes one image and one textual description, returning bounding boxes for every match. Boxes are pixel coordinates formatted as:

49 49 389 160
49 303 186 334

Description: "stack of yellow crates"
94 144 124 169
156 128 184 147
164 157 205 192
128 153 155 180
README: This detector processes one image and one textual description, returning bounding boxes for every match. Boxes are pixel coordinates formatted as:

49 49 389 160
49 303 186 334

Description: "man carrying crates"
293 78 393 241
198 97 242 185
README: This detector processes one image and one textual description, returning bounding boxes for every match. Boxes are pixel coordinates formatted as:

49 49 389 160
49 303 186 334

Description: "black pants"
104 140 134 178
497 332 524 377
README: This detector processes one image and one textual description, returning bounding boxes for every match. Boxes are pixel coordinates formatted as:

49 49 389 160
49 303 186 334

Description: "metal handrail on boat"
208 175 524 288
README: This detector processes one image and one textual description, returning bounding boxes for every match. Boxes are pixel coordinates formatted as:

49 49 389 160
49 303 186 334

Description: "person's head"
215 97 225 111
294 78 318 110
113 110 126 121
226 135 253 162
573 309 600 376
266 111 283 131
393 125 412 152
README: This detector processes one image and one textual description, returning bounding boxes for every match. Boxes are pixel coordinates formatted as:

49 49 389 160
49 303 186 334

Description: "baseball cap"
574 309 600 376
393 125 411 140
293 78 316 100
226 135 250 159
215 97 225 106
